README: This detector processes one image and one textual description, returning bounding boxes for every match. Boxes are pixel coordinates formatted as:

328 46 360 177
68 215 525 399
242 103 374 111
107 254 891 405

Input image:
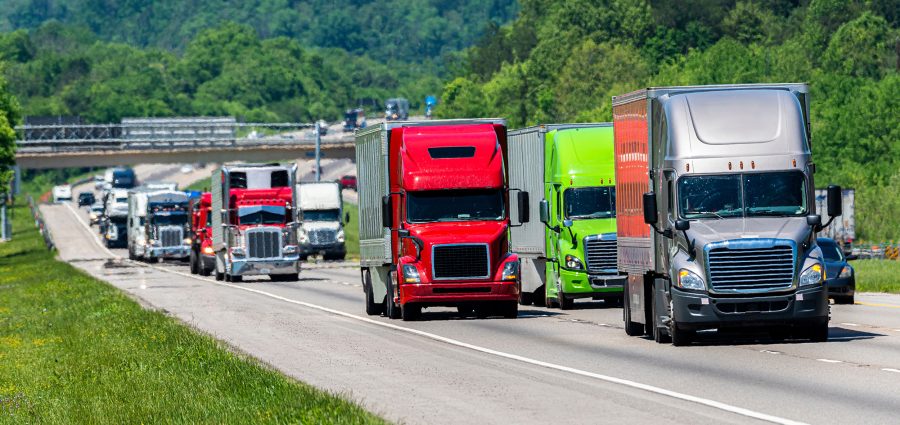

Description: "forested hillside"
0 0 517 60
441 0 899 241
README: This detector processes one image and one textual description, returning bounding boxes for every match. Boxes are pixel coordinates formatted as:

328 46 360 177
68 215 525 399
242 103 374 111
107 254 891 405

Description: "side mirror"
539 199 549 224
806 215 822 227
517 192 530 223
827 185 842 217
562 219 573 228
674 219 690 231
642 192 658 225
345 212 351 224
381 195 393 229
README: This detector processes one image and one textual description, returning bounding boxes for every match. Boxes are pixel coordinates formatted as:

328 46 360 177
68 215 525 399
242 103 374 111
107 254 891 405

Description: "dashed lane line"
63 202 810 425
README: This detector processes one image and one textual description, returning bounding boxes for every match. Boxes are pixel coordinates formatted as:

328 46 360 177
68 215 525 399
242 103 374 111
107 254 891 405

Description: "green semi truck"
508 124 626 309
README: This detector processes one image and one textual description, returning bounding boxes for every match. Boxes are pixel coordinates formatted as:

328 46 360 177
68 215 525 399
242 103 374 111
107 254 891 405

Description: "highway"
40 173 900 425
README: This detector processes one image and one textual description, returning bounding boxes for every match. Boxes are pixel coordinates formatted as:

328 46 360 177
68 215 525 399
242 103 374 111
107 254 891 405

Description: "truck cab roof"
548 125 615 186
398 124 505 191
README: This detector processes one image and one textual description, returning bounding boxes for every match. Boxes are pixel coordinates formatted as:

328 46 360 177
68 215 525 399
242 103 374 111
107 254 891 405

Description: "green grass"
0 205 385 424
344 202 359 258
853 260 900 294
183 178 209 192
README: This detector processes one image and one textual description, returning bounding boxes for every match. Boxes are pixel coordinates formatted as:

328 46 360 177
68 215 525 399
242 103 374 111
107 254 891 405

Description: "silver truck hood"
688 217 811 248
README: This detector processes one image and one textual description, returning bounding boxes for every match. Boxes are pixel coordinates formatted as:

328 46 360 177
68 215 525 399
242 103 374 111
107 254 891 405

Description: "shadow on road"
679 326 884 347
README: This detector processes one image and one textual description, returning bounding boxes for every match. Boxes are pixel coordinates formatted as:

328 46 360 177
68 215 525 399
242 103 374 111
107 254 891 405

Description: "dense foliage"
441 0 899 241
0 0 517 60
0 22 443 122
0 73 19 193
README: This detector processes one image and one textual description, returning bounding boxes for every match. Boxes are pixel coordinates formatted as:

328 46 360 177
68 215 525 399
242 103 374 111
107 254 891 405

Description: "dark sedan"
78 191 96 207
818 238 856 304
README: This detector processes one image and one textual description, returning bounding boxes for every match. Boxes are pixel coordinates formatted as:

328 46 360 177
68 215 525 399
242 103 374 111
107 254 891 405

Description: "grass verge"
853 260 900 294
344 201 359 258
0 205 385 424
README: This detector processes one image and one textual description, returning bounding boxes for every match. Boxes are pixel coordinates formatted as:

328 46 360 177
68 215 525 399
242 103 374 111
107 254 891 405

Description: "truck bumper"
300 243 346 256
230 257 300 276
826 276 855 297
400 281 519 306
560 269 625 298
671 286 829 331
147 245 190 259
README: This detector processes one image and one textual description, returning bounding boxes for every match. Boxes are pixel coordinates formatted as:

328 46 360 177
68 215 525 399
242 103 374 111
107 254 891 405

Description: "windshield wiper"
749 209 797 217
690 211 725 219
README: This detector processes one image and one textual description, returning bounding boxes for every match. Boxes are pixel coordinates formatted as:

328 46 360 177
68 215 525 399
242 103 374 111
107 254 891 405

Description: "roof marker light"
686 164 690 172
739 161 744 170
728 162 732 171
751 161 756 169
792 159 797 167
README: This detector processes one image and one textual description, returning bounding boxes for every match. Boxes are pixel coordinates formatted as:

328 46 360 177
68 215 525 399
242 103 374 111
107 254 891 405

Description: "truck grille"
159 227 183 247
708 245 794 291
246 229 282 259
584 236 617 274
309 228 337 246
432 244 489 280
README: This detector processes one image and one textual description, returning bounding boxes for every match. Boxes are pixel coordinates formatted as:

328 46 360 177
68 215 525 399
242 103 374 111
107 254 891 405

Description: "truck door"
661 170 675 273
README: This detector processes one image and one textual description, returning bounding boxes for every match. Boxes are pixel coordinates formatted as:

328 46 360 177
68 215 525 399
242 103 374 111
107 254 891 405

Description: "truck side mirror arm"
674 219 695 261
397 229 424 261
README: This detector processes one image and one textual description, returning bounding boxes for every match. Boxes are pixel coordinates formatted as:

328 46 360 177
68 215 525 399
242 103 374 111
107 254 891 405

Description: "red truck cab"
356 119 519 320
189 192 215 276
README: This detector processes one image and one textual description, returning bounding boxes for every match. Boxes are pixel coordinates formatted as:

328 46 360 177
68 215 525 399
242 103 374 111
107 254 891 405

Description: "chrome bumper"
230 257 301 276
141 245 190 259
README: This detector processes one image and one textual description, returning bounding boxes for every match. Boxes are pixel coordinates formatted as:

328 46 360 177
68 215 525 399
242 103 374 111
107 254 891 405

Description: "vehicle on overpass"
52 185 72 203
355 119 519 320
385 98 409 121
819 237 856 304
613 83 843 345
508 124 625 309
211 163 301 282
101 189 130 248
343 108 366 132
127 190 191 262
189 192 215 276
297 181 348 261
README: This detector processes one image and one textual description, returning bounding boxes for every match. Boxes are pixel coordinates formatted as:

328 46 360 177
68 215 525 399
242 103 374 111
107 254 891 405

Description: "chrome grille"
247 229 282 259
584 235 618 274
159 227 183 247
708 245 794 291
309 228 337 245
432 244 489 280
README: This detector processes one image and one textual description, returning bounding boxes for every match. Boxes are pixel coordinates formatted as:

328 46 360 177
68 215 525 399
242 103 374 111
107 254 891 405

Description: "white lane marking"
61 204 806 425
63 202 120 259
840 323 859 327
816 359 843 364
761 350 781 355
882 368 900 373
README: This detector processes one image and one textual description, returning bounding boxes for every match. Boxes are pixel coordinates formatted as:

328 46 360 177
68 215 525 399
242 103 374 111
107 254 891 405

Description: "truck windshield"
238 206 286 225
679 171 807 219
407 189 504 223
565 187 615 219
304 209 340 222
151 214 187 226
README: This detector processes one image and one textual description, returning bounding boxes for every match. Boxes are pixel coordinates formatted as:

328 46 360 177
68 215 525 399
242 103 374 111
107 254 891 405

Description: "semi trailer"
355 119 520 320
127 190 191 261
508 124 625 309
613 83 843 345
297 181 348 261
211 163 301 282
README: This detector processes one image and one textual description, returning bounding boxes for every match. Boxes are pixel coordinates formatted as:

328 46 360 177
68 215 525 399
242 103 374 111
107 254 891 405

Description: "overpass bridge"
15 117 357 169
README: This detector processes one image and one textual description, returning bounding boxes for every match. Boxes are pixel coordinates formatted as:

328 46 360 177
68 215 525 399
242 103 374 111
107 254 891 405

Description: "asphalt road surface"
38 178 900 425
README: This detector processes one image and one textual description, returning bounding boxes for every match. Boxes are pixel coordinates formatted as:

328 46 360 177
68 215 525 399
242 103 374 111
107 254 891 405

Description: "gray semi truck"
613 83 843 345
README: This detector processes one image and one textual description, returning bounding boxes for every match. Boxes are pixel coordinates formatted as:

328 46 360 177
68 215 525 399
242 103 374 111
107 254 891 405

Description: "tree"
0 73 20 194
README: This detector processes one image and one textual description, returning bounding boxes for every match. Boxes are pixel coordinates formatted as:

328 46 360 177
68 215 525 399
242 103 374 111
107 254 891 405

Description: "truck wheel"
401 303 421 321
501 301 518 319
385 279 401 319
456 304 474 317
559 293 574 310
623 284 644 336
199 263 212 277
834 295 854 305
806 322 829 342
532 285 546 307
519 291 534 306
215 269 224 281
669 323 694 347
364 271 384 316
651 291 671 344
189 250 198 274
230 274 243 283
474 304 491 319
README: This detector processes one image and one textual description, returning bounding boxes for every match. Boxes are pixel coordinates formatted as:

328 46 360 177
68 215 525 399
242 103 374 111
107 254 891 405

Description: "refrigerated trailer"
613 83 843 345
355 119 520 321
508 124 625 309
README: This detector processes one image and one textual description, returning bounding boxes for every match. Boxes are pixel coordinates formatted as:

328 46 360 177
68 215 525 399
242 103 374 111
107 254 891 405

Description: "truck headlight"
839 265 852 279
283 245 298 254
183 237 192 244
202 246 214 255
676 269 705 291
401 264 421 283
799 264 824 286
564 254 583 270
336 229 345 243
501 261 519 281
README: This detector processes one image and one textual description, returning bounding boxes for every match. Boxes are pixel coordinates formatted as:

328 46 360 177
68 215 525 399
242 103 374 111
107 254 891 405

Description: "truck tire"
559 292 574 310
189 250 198 274
199 262 212 277
623 283 644 336
669 323 694 346
364 270 384 316
651 290 671 344
519 291 534 306
215 268 224 281
500 301 518 319
456 304 474 317
401 303 421 321
834 295 854 305
385 279 401 319
806 322 829 342
533 285 546 307
270 274 299 282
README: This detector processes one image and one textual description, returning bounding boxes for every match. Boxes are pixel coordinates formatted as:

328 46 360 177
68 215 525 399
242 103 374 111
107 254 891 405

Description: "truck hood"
405 221 509 281
302 221 341 232
687 217 811 247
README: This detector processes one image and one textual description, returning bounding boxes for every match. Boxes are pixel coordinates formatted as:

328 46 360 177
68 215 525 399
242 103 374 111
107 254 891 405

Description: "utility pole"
314 121 322 182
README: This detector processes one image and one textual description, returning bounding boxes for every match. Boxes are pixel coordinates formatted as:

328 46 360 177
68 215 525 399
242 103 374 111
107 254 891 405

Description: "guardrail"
853 243 900 260
28 196 54 251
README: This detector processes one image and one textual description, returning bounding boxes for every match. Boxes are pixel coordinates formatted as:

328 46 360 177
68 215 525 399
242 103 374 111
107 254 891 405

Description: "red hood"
404 220 509 281
399 124 504 190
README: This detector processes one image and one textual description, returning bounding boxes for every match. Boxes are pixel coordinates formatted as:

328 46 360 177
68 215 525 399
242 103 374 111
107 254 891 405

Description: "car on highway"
819 237 856 304
78 191 96 207
93 175 105 189
339 175 357 191
52 185 72 203
89 202 104 225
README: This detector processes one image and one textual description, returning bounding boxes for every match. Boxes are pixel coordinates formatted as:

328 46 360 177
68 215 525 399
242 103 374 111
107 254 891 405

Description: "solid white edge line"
61 203 807 425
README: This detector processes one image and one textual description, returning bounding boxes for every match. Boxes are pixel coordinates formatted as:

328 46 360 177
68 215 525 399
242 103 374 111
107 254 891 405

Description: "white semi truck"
297 181 348 261
127 190 191 261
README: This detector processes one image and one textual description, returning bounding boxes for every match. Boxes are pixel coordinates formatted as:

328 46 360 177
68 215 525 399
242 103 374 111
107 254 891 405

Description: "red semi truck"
189 192 215 276
355 119 521 320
